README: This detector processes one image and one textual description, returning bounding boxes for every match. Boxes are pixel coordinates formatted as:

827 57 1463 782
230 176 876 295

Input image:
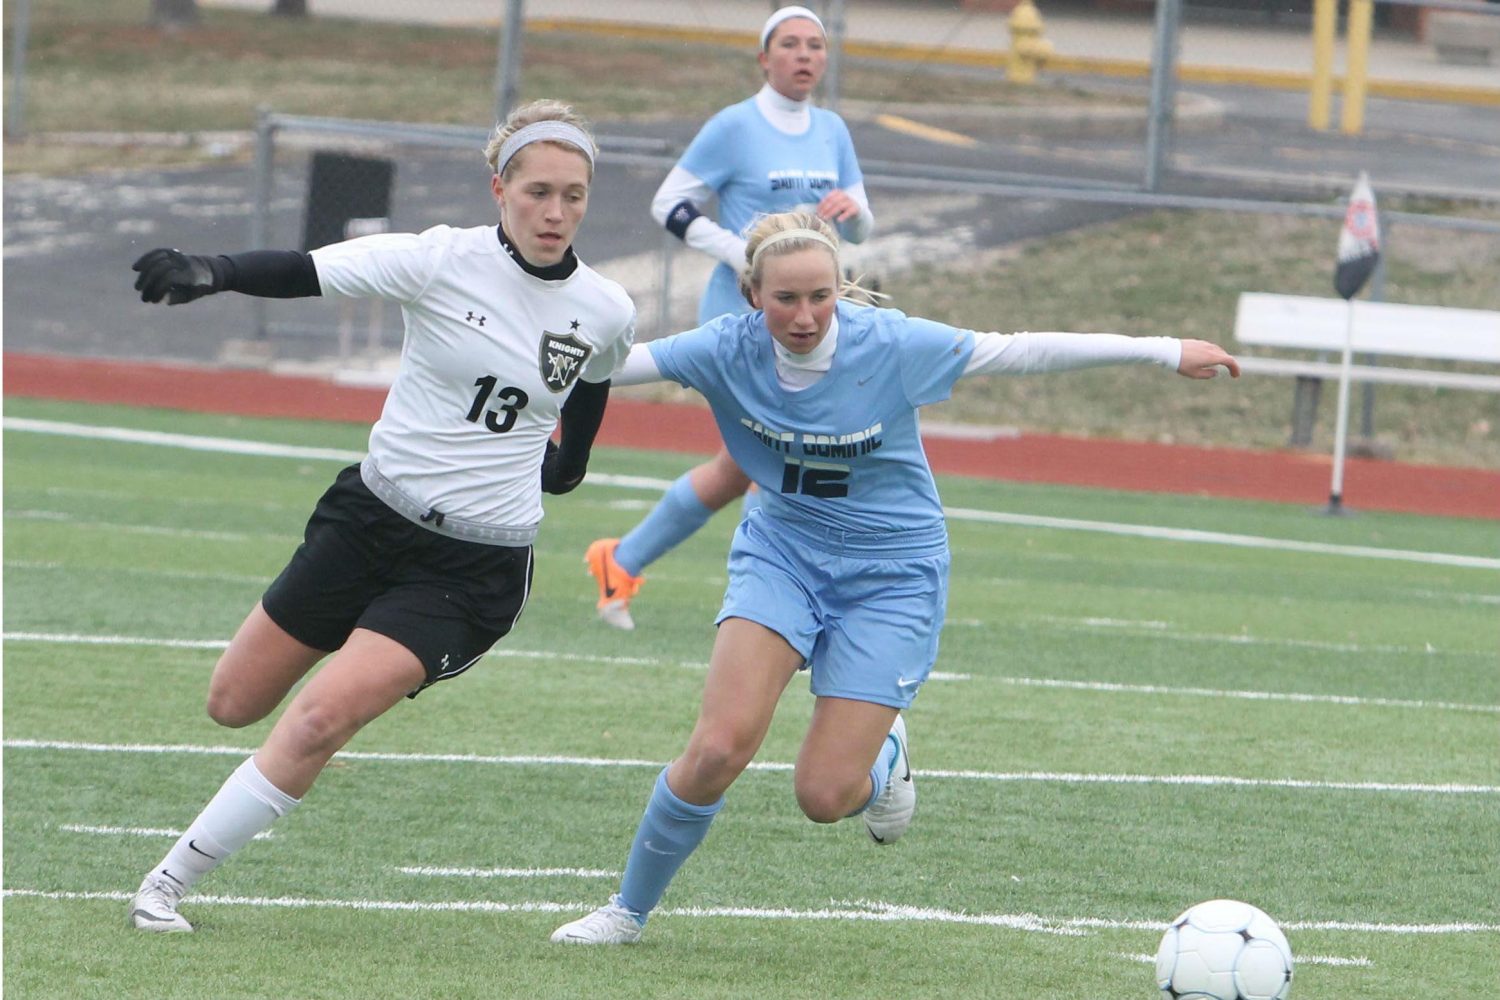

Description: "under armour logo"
466 311 486 326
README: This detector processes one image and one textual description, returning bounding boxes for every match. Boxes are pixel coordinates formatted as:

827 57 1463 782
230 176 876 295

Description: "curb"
529 17 1500 109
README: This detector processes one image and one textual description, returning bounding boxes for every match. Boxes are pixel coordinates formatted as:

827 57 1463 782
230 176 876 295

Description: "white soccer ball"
1154 898 1294 1000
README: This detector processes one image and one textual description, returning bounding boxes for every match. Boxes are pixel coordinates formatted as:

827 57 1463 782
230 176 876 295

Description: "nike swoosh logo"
856 377 873 386
642 839 675 856
159 869 185 887
187 839 217 860
897 677 920 690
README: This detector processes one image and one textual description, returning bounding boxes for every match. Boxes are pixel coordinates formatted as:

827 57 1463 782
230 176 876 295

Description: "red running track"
6 352 1496 521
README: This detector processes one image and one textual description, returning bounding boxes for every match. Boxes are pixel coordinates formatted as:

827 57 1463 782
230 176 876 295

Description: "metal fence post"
494 0 525 124
6 0 32 138
1143 0 1182 192
657 229 675 339
250 106 276 343
822 0 846 115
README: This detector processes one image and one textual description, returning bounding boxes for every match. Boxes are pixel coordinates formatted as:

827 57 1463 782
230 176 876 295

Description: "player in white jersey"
124 100 635 934
551 211 1238 945
585 5 875 631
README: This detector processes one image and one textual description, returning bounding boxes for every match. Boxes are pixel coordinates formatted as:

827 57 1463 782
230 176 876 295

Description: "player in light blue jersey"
551 211 1239 945
585 5 874 631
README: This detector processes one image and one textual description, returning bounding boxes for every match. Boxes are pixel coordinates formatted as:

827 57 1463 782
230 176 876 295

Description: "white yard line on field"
1 631 973 681
1118 951 1374 968
59 823 272 841
5 631 1485 712
4 887 1496 937
8 418 1497 570
7 738 1496 795
943 505 1500 571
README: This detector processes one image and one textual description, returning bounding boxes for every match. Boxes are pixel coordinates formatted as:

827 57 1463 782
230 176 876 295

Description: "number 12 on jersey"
780 457 850 498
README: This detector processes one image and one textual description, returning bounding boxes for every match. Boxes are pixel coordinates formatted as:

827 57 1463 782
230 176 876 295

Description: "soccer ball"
1155 898 1293 1000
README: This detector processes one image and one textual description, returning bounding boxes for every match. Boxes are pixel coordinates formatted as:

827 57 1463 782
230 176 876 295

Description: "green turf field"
4 398 1497 999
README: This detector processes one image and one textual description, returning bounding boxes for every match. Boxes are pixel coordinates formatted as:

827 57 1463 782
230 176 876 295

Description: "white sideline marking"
60 823 272 841
397 866 618 879
3 417 365 463
5 632 230 650
1119 951 1374 968
7 739 1496 795
994 675 1500 715
5 888 1496 936
8 418 1497 570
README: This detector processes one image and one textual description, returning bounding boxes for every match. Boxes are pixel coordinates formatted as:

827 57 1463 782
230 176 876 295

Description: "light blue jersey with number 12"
648 302 976 538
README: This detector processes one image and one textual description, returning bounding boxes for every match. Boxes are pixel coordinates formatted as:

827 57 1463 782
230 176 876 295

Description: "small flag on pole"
1333 171 1380 300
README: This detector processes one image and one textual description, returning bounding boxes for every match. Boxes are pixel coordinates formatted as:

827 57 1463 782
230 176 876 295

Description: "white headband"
760 5 826 50
495 121 595 175
750 227 839 269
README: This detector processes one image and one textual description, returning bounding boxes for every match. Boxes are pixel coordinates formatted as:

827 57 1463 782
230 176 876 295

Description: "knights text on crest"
539 330 593 393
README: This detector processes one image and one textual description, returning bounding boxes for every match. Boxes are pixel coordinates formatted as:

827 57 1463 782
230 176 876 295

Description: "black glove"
132 248 226 305
540 439 588 495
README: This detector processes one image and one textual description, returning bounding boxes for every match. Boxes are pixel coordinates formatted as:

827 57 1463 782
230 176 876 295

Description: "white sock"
148 756 300 895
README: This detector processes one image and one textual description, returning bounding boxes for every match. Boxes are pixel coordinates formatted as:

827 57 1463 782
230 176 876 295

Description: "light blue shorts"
716 511 949 709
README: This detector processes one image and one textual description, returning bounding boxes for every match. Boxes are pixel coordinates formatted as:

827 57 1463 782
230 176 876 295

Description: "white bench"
1233 292 1500 445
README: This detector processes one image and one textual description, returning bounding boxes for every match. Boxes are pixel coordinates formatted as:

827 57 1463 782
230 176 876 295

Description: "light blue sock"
617 768 723 921
614 473 714 577
848 733 900 817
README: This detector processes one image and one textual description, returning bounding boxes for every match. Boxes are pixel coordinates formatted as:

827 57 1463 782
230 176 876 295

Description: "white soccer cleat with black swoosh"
129 873 193 932
864 713 915 845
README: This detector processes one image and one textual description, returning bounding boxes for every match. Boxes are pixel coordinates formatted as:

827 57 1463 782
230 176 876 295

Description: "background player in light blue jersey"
585 5 874 630
552 211 1239 945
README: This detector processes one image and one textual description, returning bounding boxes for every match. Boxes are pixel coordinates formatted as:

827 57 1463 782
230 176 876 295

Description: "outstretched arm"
132 248 321 305
963 331 1238 379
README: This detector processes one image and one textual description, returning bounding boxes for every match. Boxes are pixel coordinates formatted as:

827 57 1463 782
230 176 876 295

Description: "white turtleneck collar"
772 311 839 391
755 82 812 136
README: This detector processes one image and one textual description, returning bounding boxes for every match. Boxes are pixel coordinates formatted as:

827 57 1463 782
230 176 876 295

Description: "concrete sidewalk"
203 0 1500 96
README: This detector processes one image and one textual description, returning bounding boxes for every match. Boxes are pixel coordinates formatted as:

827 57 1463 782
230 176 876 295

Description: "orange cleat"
584 538 645 631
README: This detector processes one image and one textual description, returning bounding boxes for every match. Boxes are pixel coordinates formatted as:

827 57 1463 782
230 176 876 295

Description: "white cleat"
597 598 636 631
550 895 644 945
864 713 915 845
129 874 193 932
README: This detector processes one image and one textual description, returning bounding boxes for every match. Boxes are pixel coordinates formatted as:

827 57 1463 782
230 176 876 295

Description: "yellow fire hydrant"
1007 0 1054 84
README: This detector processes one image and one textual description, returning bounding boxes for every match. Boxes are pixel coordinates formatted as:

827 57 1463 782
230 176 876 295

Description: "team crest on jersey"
539 331 593 392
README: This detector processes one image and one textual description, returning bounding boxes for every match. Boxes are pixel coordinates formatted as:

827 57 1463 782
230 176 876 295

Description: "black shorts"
262 464 533 696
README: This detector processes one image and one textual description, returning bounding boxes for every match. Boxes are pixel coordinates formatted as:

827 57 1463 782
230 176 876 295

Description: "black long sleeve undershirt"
555 377 611 467
211 250 322 298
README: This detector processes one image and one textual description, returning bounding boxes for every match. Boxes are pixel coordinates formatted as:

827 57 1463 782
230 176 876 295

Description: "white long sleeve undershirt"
610 327 1181 390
